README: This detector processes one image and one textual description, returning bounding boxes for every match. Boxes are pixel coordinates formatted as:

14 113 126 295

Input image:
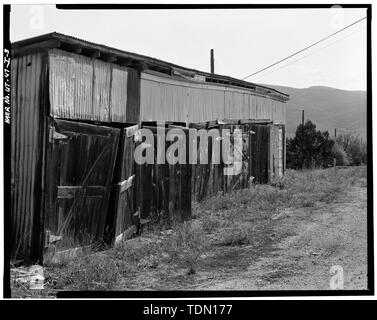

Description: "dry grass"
12 166 366 296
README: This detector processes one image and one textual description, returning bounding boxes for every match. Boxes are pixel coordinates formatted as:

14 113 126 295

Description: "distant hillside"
263 85 367 139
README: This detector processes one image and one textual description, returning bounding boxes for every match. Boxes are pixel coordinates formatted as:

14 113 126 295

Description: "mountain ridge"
261 84 367 139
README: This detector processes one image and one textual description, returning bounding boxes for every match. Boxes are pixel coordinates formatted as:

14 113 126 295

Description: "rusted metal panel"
110 65 128 123
140 71 286 124
49 49 93 120
49 49 138 123
11 51 46 261
93 59 111 122
43 119 120 257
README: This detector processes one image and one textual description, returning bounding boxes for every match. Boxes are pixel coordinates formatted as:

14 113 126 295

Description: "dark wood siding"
43 119 120 256
191 123 271 201
249 124 270 184
135 127 191 225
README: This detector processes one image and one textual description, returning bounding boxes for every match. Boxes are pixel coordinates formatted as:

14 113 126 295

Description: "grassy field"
11 166 367 296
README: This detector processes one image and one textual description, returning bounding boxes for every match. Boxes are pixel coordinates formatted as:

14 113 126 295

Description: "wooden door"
113 125 138 243
249 124 269 184
44 119 120 259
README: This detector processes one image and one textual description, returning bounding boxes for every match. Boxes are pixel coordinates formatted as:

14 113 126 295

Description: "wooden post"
301 110 304 126
334 158 337 174
334 128 337 138
210 49 215 74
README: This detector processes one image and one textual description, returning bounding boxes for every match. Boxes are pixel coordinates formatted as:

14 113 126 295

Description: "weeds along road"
113 168 368 291
197 183 368 290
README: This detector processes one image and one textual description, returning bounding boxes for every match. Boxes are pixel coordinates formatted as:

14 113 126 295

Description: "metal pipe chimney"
210 49 214 74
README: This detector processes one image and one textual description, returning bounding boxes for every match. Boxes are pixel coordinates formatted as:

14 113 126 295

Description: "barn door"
269 124 284 180
44 119 120 260
249 124 269 184
113 125 138 244
223 124 248 191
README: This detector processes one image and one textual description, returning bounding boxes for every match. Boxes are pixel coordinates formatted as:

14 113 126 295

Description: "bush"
336 133 367 166
332 143 349 166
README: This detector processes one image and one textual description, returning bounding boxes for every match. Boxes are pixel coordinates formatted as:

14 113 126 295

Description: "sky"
10 5 367 91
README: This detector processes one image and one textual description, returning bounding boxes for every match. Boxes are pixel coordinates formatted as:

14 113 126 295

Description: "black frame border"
2 3 373 299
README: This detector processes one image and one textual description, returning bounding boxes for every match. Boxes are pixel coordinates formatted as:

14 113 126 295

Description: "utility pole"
301 109 304 126
334 128 337 138
210 49 215 74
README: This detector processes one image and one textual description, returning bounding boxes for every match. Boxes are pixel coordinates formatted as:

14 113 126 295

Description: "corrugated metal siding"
140 72 286 124
93 59 111 122
49 49 93 120
111 66 128 123
49 48 139 123
11 51 46 260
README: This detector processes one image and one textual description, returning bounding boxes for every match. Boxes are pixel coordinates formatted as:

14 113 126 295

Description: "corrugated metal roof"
12 32 289 102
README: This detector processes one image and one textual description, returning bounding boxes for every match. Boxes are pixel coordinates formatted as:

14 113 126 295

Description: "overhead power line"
242 16 367 80
255 25 365 79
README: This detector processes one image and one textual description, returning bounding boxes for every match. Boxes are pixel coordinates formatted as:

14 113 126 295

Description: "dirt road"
195 183 368 290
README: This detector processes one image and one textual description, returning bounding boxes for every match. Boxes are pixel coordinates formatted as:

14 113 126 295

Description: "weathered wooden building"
10 32 289 263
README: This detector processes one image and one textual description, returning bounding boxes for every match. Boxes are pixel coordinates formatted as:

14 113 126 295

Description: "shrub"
332 142 349 166
336 132 367 166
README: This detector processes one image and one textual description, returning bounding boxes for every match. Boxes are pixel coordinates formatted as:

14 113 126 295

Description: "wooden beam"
61 42 82 54
126 124 139 137
239 119 273 124
218 119 241 125
103 53 117 63
54 119 115 138
117 57 133 66
118 175 135 194
12 39 61 56
91 50 101 59
132 61 149 72
57 186 106 199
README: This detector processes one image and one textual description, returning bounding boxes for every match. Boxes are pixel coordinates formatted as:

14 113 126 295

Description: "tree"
287 120 335 169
